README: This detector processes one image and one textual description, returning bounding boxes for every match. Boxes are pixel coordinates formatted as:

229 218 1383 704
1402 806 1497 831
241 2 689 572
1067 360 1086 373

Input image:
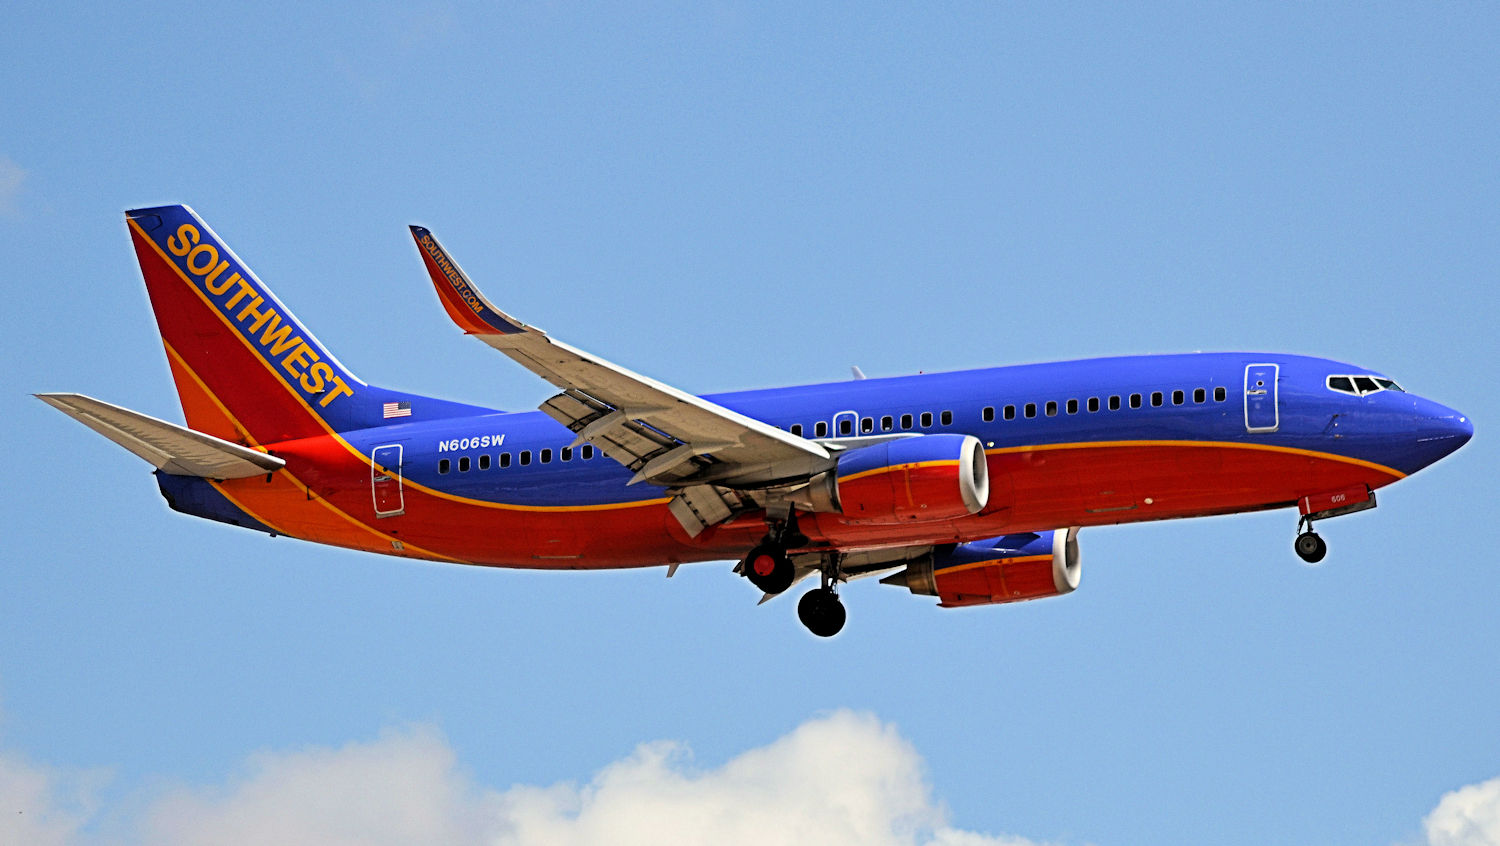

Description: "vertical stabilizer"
125 205 484 446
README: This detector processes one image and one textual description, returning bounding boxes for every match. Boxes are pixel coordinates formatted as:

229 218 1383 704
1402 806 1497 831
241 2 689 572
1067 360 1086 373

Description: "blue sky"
2 3 1497 844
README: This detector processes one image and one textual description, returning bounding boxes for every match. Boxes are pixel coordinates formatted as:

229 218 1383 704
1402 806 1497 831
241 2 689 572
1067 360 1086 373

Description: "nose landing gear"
1294 525 1327 564
1292 485 1376 564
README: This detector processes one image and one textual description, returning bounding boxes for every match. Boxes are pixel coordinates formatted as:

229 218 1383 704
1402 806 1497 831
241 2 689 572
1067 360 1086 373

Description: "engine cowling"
882 528 1081 607
828 434 989 524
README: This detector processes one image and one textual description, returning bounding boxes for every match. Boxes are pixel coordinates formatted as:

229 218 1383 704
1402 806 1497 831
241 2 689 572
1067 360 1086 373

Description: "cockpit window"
1327 374 1404 396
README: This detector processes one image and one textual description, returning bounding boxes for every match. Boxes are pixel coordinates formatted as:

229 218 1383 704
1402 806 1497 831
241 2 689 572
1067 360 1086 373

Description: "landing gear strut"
1295 517 1327 564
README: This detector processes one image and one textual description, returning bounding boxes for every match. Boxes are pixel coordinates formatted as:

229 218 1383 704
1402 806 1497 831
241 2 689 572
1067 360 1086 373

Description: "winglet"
409 226 530 336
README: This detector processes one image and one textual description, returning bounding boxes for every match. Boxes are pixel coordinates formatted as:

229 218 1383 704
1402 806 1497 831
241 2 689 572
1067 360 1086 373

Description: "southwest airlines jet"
39 205 1473 636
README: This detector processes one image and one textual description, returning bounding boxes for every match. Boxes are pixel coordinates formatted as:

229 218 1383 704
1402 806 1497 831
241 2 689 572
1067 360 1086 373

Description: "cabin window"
1004 405 1016 420
1172 390 1185 405
582 445 595 459
1024 403 1037 418
520 450 532 466
1088 396 1100 413
1130 394 1142 409
941 410 953 425
815 421 829 438
1194 388 1206 403
1045 401 1058 417
920 412 933 427
1214 386 1227 402
881 415 894 431
835 418 850 436
790 423 803 437
1109 395 1121 411
982 406 994 422
1066 398 1079 414
540 448 552 463
439 459 450 474
561 447 573 461
1150 391 1163 407
861 417 874 433
900 414 913 430
478 454 491 470
500 452 511 468
458 456 470 472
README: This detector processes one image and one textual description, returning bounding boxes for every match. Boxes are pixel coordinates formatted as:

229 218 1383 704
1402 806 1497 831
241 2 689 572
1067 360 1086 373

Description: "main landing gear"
739 512 807 596
738 512 847 637
742 543 795 595
1294 517 1328 564
798 584 846 638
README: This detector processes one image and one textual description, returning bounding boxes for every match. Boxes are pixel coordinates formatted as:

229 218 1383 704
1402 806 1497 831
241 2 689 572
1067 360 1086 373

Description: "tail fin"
126 205 479 445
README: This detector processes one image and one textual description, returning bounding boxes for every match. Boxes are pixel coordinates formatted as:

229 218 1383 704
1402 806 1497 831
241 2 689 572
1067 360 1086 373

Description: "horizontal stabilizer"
35 393 285 479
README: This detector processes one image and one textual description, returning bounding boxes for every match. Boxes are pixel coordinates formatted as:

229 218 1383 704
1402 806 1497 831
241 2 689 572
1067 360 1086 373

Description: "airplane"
38 204 1473 637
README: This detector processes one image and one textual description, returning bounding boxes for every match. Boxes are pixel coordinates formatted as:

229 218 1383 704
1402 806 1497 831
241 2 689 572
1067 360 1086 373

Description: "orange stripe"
938 553 1051 576
838 459 961 485
985 439 1406 480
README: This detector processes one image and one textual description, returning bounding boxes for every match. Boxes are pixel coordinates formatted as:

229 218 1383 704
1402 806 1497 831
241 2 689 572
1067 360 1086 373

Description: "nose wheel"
1294 517 1327 564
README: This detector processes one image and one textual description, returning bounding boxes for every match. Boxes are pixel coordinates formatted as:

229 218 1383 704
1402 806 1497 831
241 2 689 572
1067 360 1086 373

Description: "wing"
410 227 833 531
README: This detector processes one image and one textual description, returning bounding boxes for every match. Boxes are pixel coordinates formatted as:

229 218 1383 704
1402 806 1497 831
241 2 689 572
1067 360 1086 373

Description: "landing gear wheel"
797 587 846 637
743 545 795 595
1295 531 1327 564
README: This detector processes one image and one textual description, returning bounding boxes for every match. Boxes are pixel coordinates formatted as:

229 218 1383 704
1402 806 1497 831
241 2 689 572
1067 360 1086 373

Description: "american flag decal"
382 401 412 419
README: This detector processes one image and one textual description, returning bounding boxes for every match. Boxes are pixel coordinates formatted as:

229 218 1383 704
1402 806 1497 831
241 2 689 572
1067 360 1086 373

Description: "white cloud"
0 154 26 218
0 750 93 846
1423 775 1500 846
138 711 1047 846
1 710 1052 846
142 726 483 846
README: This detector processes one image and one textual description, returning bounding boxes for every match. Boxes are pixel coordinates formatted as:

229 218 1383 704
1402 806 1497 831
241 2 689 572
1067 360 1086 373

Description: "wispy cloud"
0 154 27 219
2 711 1054 846
0 749 97 846
1423 775 1500 846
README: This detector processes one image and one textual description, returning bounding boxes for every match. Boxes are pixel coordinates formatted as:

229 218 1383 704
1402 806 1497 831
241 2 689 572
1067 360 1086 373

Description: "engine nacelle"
882 528 1081 607
825 434 989 524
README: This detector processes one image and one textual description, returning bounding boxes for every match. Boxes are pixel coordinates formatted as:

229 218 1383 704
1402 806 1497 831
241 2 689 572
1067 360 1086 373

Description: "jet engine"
795 434 989 524
882 528 1081 607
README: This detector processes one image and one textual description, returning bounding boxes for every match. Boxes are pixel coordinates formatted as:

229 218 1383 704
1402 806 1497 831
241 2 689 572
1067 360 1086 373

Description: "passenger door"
1243 364 1279 433
371 444 405 518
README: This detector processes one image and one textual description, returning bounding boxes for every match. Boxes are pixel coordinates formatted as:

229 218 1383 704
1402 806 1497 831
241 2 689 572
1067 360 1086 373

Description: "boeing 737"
38 205 1474 636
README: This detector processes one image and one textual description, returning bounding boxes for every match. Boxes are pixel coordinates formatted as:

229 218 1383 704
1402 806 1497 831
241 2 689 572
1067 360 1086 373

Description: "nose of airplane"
1412 402 1473 469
